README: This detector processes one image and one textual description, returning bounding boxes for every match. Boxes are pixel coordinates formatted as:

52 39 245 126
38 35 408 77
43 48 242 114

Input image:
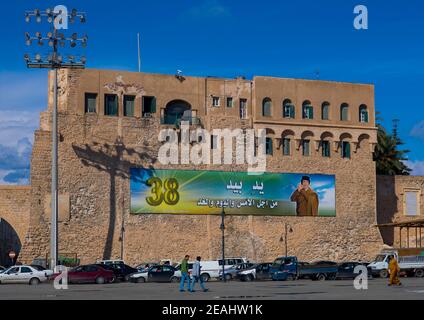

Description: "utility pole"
24 7 87 270
220 207 226 282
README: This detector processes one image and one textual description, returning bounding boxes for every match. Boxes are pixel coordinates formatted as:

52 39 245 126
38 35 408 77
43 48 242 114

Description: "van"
199 257 248 282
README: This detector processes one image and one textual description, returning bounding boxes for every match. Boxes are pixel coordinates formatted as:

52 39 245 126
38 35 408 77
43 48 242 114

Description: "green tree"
374 114 411 175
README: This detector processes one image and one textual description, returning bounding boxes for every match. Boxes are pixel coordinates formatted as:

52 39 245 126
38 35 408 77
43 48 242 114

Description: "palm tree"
374 113 411 175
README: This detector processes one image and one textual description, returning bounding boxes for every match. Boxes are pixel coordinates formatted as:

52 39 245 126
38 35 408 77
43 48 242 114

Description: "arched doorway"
0 218 21 267
163 100 192 125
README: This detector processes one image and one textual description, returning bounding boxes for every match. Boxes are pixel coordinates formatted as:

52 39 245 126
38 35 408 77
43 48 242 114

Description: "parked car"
136 263 157 272
51 264 115 284
129 265 179 283
0 265 50 285
271 256 338 281
335 262 373 280
0 266 6 274
219 263 255 280
174 262 194 279
237 263 272 281
96 263 137 282
96 259 125 266
197 257 248 282
30 265 54 277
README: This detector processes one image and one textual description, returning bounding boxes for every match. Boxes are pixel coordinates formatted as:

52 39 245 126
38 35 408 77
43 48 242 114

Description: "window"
123 95 135 117
262 98 272 117
211 135 218 149
226 97 233 108
283 138 290 156
341 141 351 159
266 138 273 155
20 267 32 273
302 101 314 119
212 96 220 107
359 105 369 123
104 94 118 116
404 190 421 216
322 140 330 157
302 140 310 156
283 99 295 119
340 103 349 121
142 96 156 117
321 102 330 120
240 99 247 119
85 93 97 113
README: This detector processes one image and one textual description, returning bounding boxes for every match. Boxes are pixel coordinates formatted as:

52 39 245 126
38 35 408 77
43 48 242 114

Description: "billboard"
130 168 336 217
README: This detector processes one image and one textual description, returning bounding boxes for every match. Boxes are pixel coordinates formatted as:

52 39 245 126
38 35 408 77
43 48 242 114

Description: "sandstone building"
0 69 422 266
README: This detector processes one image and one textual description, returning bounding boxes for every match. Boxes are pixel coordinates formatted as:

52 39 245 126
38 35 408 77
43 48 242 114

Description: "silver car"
0 265 50 285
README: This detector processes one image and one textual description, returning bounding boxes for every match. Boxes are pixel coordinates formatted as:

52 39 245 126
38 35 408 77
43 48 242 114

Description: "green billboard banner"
130 168 336 216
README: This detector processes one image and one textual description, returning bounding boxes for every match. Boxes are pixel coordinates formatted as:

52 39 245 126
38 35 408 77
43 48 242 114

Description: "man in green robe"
290 176 319 216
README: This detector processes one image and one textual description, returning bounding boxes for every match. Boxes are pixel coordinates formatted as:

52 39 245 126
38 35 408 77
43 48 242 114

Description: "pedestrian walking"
179 255 191 292
190 256 208 292
388 256 402 286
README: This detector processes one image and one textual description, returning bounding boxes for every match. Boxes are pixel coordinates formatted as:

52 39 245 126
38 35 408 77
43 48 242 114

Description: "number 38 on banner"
146 177 180 206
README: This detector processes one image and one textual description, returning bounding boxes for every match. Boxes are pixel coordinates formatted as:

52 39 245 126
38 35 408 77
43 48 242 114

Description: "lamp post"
24 7 87 270
220 207 226 282
279 223 293 257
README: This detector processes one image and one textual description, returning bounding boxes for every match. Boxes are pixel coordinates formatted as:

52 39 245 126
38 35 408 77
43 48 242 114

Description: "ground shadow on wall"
0 218 21 267
72 137 157 260
376 176 397 246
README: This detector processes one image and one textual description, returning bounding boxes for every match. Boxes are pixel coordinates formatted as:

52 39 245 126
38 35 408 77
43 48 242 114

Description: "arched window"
321 102 330 120
283 99 295 119
340 103 349 121
266 137 273 155
262 98 272 117
341 142 351 159
359 105 369 123
163 100 192 125
302 101 314 119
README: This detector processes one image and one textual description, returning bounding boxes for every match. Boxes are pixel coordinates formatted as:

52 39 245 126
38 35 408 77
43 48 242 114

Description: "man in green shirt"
179 255 191 292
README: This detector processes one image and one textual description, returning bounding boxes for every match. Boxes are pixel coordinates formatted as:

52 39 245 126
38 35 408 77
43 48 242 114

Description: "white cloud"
318 188 335 207
406 160 424 176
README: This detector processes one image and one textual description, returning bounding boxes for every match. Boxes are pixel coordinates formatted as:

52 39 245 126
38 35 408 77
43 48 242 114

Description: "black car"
96 263 138 282
335 262 373 280
238 263 272 281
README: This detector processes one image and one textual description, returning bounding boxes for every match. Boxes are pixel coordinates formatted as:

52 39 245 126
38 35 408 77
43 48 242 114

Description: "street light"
279 223 293 257
24 7 87 270
220 207 226 282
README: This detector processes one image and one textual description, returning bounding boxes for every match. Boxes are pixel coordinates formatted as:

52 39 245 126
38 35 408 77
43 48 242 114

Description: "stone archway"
163 100 192 125
0 218 21 267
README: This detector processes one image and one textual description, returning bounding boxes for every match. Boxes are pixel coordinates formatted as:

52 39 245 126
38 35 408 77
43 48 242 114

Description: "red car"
51 264 115 284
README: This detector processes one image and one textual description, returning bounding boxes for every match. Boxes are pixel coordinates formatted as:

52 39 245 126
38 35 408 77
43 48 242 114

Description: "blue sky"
1 0 424 184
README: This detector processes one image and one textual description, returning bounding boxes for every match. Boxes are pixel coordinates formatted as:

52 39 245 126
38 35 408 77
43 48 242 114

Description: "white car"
0 265 50 285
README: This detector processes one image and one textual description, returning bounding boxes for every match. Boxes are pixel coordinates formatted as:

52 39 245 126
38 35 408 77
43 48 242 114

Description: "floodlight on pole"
24 7 87 271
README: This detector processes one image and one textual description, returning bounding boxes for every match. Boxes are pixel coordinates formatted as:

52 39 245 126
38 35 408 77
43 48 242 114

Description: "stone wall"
377 175 424 248
18 69 386 265
0 186 31 265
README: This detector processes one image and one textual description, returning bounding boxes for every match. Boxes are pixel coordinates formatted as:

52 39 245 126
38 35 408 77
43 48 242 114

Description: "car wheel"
245 274 254 282
124 275 130 282
316 274 326 281
110 276 116 283
201 273 210 282
379 269 389 278
415 269 424 278
29 278 40 285
170 276 179 283
95 277 106 285
225 274 232 281
137 277 146 283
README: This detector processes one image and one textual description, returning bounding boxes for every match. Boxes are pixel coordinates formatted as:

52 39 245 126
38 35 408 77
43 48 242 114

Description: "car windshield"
374 255 386 262
272 258 284 268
